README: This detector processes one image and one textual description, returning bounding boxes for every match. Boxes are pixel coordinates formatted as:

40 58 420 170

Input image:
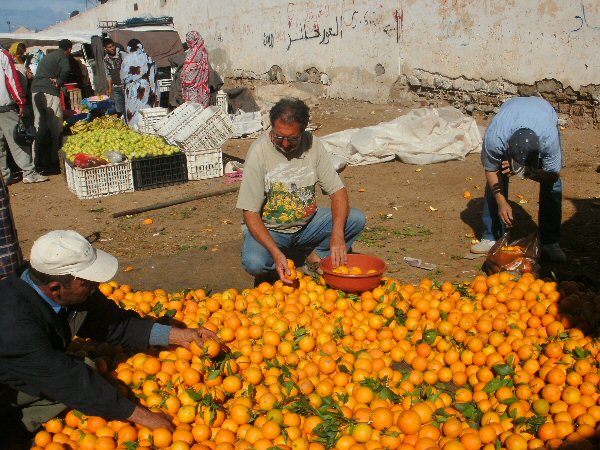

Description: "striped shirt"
0 174 22 279
0 48 26 108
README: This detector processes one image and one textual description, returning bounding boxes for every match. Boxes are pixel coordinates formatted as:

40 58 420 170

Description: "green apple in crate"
63 128 180 163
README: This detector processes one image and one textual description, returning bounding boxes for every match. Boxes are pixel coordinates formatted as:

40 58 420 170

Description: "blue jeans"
482 175 562 245
241 207 366 276
111 86 125 116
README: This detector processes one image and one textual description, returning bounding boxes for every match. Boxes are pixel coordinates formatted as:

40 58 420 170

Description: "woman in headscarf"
8 42 31 80
9 42 26 64
180 31 210 107
120 39 159 128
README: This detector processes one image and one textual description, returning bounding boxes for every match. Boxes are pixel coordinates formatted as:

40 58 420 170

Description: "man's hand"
18 105 25 118
274 251 293 285
497 198 513 227
330 232 347 268
127 405 174 431
329 188 350 268
50 78 58 87
169 327 221 349
501 160 514 177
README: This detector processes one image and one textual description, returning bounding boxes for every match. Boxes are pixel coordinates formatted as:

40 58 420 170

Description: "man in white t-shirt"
236 98 366 284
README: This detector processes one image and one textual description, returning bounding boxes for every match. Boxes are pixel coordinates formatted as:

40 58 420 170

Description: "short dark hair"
59 39 73 51
269 98 310 130
102 38 114 47
29 267 74 287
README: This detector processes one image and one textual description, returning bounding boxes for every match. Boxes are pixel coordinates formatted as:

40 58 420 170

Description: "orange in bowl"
320 254 387 292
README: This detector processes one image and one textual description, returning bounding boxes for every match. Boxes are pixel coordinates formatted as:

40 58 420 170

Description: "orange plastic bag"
482 231 540 276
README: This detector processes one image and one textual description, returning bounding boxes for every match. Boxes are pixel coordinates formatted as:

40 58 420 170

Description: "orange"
116 425 138 443
396 410 421 435
95 436 117 450
351 423 373 443
45 418 64 434
34 430 53 447
222 375 243 393
153 428 173 448
370 407 394 430
192 424 212 443
177 405 197 424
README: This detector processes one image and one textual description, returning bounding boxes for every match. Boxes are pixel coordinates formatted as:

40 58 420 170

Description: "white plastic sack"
231 110 263 137
320 107 482 166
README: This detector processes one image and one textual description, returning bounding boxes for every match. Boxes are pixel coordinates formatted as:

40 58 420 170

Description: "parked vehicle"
0 17 184 106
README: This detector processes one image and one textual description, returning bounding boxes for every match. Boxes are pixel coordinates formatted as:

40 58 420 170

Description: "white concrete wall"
49 0 600 102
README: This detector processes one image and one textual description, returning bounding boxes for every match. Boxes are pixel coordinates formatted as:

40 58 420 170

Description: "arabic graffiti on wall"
572 3 600 32
260 2 403 50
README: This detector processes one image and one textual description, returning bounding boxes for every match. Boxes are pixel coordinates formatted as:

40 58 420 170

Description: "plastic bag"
13 118 35 145
73 153 109 169
106 151 125 163
482 231 540 276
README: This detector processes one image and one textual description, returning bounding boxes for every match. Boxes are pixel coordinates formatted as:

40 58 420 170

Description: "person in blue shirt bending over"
470 96 566 262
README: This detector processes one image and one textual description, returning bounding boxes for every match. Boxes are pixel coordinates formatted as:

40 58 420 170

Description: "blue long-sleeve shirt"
482 97 562 173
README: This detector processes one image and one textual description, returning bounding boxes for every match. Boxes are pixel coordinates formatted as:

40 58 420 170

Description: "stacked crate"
157 104 233 180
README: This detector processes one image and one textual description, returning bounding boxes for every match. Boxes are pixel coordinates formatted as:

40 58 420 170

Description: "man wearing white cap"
0 230 220 444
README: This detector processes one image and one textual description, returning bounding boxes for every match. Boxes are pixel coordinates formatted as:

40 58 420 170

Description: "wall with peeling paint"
50 0 600 104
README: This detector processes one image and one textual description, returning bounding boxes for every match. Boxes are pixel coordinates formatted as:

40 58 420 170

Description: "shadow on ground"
115 239 254 293
461 195 599 289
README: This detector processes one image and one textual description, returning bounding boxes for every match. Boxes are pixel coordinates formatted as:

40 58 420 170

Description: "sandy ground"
7 96 600 293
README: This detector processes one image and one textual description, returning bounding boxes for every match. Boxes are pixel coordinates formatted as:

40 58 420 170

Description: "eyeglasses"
271 132 301 145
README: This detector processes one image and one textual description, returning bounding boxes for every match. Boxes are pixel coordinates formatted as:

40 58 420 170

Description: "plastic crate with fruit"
185 148 223 180
61 151 133 200
131 153 188 190
173 106 233 152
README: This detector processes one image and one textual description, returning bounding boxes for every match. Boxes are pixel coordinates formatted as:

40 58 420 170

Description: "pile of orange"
32 264 600 450
332 266 378 275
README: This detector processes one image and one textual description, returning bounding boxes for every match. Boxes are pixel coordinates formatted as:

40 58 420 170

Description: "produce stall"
61 103 233 199
30 262 600 450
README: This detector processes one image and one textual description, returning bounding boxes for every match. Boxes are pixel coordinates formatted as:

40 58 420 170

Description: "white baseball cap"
30 230 118 282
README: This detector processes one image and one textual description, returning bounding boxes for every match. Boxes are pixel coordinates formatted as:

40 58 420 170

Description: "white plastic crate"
155 102 204 144
137 107 169 134
185 148 223 180
174 106 234 152
210 90 228 113
62 153 134 199
158 78 172 93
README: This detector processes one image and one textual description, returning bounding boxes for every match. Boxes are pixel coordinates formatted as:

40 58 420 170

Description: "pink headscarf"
181 31 210 107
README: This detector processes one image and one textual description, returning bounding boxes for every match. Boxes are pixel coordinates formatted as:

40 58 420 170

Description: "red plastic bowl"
320 254 387 292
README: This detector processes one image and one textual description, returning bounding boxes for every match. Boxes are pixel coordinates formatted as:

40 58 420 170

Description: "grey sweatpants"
32 92 63 167
0 110 36 179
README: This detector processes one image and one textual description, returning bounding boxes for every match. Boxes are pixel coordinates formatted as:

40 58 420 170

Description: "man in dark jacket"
103 38 124 116
31 39 72 171
0 230 219 446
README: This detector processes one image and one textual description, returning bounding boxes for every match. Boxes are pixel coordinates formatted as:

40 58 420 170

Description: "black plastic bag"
13 118 35 145
482 231 540 276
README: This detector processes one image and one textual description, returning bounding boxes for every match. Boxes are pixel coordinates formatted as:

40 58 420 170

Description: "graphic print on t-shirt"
263 163 317 225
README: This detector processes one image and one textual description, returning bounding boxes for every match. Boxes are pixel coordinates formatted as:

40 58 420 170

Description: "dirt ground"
7 94 600 294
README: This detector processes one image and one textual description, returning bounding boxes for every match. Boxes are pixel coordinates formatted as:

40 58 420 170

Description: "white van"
0 19 183 104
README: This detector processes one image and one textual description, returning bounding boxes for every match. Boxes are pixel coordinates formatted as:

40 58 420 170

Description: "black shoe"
5 176 20 185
